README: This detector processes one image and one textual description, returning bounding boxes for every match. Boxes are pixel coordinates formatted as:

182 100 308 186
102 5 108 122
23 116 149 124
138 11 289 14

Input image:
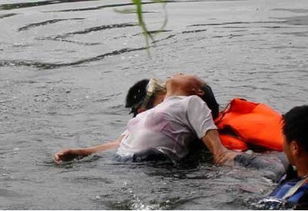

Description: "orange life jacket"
215 98 283 151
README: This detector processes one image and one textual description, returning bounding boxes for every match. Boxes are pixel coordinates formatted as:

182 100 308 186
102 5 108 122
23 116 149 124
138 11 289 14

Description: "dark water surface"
0 0 307 209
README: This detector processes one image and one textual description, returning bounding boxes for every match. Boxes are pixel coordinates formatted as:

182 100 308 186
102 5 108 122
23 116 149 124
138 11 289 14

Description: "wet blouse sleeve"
186 96 217 139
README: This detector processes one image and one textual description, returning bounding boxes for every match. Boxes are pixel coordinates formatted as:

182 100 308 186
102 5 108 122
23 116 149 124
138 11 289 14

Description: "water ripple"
0 0 100 11
188 20 287 27
0 13 17 19
49 1 176 13
275 15 308 25
152 34 176 44
0 47 146 69
50 23 136 40
18 18 84 31
182 29 207 34
50 0 242 13
272 8 308 14
37 37 101 46
132 29 172 37
51 2 141 13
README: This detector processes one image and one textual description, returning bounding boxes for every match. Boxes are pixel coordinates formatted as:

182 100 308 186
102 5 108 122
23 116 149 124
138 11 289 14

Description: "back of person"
117 95 217 162
126 78 284 153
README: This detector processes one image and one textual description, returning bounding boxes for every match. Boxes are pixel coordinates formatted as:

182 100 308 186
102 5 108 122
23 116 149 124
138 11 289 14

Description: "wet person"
54 74 288 182
54 78 167 163
54 75 287 173
54 74 236 165
256 105 308 209
121 77 289 180
128 77 286 152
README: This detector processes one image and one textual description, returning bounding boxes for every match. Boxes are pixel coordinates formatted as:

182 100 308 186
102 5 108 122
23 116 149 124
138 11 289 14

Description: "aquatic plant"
116 0 168 53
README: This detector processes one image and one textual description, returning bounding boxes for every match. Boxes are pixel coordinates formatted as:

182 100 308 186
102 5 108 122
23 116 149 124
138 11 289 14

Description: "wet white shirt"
117 95 217 160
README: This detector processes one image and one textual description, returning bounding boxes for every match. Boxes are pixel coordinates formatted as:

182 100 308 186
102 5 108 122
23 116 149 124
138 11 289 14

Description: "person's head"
165 73 205 96
166 73 219 119
125 79 165 117
282 105 308 166
125 79 149 117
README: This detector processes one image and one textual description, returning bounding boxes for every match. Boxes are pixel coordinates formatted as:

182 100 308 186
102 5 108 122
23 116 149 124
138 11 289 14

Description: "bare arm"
201 130 239 165
54 135 123 164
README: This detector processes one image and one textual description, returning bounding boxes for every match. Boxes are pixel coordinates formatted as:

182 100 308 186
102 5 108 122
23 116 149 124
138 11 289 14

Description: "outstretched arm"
201 129 239 165
54 135 123 164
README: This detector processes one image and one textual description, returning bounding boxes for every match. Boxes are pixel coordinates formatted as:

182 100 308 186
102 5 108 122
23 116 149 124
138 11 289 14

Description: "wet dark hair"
125 79 149 117
199 84 219 120
283 105 308 152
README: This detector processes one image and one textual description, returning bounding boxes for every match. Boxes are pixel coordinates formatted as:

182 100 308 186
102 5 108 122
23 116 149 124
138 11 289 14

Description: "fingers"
213 150 239 166
53 148 82 164
53 149 70 164
54 151 64 164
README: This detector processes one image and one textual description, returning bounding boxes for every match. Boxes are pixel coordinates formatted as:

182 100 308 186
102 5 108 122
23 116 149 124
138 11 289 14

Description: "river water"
0 0 307 209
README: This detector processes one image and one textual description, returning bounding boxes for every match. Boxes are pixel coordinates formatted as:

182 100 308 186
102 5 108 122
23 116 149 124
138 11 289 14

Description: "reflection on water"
0 0 308 209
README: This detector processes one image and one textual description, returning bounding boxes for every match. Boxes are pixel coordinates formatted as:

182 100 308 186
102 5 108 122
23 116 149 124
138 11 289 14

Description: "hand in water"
54 149 86 164
214 150 240 166
53 139 121 164
201 130 240 166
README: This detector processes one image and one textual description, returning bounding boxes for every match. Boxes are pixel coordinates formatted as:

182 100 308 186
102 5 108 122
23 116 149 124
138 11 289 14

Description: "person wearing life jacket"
256 105 308 209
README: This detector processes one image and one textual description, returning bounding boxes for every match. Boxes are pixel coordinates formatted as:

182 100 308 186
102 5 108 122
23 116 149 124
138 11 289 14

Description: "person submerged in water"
54 74 288 181
256 105 308 209
127 78 285 153
54 78 168 163
54 74 237 165
124 77 289 180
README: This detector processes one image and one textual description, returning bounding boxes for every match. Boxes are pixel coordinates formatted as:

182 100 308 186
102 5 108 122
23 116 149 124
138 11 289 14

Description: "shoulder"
165 96 210 112
297 190 308 207
186 95 202 101
185 95 210 109
294 184 308 209
183 95 204 104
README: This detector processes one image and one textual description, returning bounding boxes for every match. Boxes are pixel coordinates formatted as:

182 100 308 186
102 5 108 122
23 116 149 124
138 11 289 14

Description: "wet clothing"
114 148 172 163
234 151 288 182
215 98 284 151
257 166 308 209
117 95 217 162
